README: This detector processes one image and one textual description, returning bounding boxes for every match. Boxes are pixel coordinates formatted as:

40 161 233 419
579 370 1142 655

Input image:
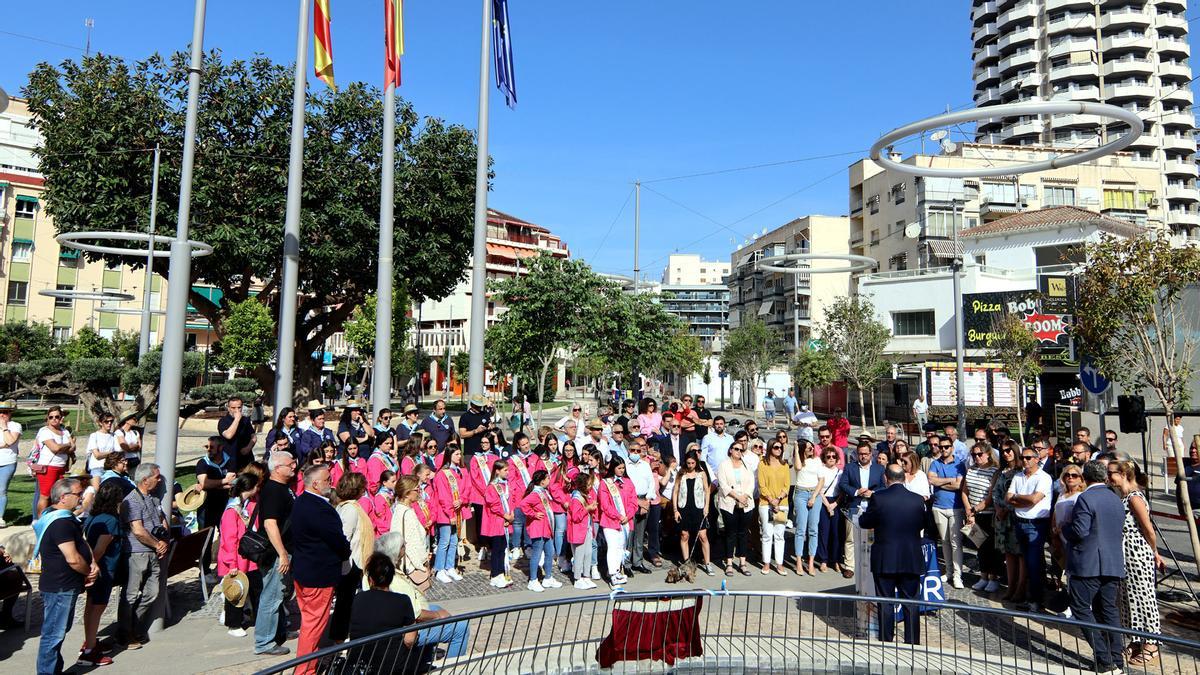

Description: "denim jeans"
590 523 599 565
434 524 459 571
254 557 288 653
38 590 78 675
416 604 471 658
1016 517 1050 604
0 462 16 521
511 508 528 549
529 537 553 582
552 513 567 559
792 489 820 559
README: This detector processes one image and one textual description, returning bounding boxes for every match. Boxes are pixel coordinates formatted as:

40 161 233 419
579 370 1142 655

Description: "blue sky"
0 2 1082 280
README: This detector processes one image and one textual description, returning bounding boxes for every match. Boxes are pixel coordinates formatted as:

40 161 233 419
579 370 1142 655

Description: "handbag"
237 503 277 566
397 508 432 592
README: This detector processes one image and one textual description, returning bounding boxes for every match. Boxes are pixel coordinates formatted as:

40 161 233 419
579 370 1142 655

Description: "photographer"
458 394 495 457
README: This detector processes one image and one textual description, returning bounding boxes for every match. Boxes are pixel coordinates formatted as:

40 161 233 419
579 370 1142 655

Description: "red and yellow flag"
314 0 336 90
384 0 404 88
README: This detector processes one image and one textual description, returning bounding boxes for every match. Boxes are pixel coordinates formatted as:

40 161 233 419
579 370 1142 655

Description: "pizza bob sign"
962 291 1071 360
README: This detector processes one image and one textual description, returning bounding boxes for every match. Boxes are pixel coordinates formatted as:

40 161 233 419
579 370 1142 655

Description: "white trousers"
757 505 786 566
603 527 627 576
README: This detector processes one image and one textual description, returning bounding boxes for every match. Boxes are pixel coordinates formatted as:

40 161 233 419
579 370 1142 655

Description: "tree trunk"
857 388 867 433
79 390 121 422
869 388 877 433
1165 404 1200 585
537 356 553 429
1014 399 1025 447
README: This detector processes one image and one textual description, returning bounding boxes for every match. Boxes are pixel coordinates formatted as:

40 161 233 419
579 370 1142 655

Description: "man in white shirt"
1006 447 1053 613
912 394 928 430
582 419 610 461
607 424 629 462
86 414 119 487
791 406 816 445
623 437 657 573
700 416 733 480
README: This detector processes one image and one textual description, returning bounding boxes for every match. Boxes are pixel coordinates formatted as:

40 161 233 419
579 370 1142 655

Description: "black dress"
678 476 706 534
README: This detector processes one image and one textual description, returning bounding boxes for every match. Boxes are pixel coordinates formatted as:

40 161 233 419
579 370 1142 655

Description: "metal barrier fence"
258 590 1200 674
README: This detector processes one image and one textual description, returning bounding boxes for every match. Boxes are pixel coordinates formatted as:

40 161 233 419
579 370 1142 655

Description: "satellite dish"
904 223 922 239
929 130 948 142
0 87 9 114
941 139 959 154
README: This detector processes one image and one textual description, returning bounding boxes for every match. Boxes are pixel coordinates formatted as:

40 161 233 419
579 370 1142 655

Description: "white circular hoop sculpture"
56 231 214 258
96 307 167 316
38 289 136 302
759 253 878 275
869 101 1143 178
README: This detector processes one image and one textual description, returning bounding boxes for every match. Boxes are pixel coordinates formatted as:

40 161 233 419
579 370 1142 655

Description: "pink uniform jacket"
481 481 513 538
217 499 258 575
547 471 569 514
566 491 593 545
431 466 472 525
366 451 400 495
399 455 417 476
413 486 434 534
359 491 392 537
466 453 496 506
598 477 638 531
521 487 556 540
330 456 366 487
507 453 545 500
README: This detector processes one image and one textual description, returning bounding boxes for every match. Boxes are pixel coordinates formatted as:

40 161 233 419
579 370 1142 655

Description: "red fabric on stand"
596 597 703 668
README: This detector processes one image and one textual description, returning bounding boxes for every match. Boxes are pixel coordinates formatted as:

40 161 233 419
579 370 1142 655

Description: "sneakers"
574 579 594 590
951 577 964 589
77 648 113 667
257 645 290 656
509 548 523 561
971 578 989 591
702 563 716 576
542 577 563 589
590 565 601 580
489 575 512 588
611 573 628 586
447 569 464 581
984 580 1001 593
0 518 8 528
527 580 545 593
435 570 453 584
228 628 247 638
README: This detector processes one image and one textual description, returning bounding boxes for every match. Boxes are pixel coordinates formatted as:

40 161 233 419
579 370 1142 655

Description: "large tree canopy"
24 51 480 402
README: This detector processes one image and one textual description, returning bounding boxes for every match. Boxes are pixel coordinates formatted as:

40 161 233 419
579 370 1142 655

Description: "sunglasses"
1022 455 1037 461
939 444 952 449
48 415 62 420
1064 473 1081 479
971 452 986 457
818 435 831 440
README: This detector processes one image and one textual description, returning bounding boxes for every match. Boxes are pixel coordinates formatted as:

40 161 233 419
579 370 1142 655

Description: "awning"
926 239 963 259
486 242 539 260
59 249 80 259
12 238 33 245
187 285 224 312
15 195 38 204
757 301 774 316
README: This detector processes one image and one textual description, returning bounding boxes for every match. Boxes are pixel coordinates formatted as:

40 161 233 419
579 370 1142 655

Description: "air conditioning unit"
1149 198 1160 207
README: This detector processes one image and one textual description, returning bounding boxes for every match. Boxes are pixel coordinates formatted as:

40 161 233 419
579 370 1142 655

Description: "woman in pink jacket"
432 445 471 583
598 457 637 587
547 456 572 573
412 463 435 536
217 473 260 637
520 470 561 592
365 432 399 494
330 440 366 487
358 469 394 537
637 398 663 437
482 460 514 588
567 472 598 589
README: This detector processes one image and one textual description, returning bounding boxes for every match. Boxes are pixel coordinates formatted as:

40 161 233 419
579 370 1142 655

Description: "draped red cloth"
596 597 703 668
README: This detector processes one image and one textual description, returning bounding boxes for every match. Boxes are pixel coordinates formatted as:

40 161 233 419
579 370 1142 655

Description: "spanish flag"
384 0 404 88
314 0 336 90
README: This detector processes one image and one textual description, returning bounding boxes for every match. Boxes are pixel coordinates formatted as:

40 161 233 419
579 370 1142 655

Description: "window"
52 327 71 343
10 241 33 262
6 281 28 306
1103 189 1137 210
14 199 36 219
893 311 935 337
869 196 879 214
59 249 81 268
981 182 1018 204
54 284 74 308
1044 186 1075 207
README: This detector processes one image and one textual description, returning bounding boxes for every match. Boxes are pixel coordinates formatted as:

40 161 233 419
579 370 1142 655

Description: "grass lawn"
3 461 198 527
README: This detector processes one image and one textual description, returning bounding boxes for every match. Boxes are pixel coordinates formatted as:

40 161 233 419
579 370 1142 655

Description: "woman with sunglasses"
717 442 756 576
963 443 1001 592
1107 460 1163 665
1049 464 1086 595
759 440 792 576
814 448 844 574
33 406 76 518
992 441 1026 602
366 432 399 495
791 439 824 576
637 399 663 438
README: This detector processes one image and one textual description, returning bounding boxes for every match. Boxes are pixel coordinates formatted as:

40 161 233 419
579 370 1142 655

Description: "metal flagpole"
952 199 967 439
467 0 492 397
372 82 396 417
151 0 206 633
139 144 161 359
274 0 311 415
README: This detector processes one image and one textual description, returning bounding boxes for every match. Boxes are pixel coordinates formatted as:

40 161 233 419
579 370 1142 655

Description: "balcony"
999 48 1040 73
408 327 466 353
1168 210 1200 227
1165 160 1199 177
1161 87 1194 106
974 43 1000 64
1100 9 1151 31
1163 134 1197 153
976 132 1005 145
974 66 1001 86
1002 118 1044 138
1048 14 1095 35
1158 38 1190 58
972 0 997 23
998 1 1039 28
974 21 998 46
998 26 1039 52
1048 37 1095 58
1049 112 1108 128
1103 82 1155 100
1157 60 1192 81
976 87 1002 106
1102 58 1153 78
1166 184 1200 202
1157 13 1189 33
1101 34 1152 52
1049 85 1101 101
1049 62 1098 82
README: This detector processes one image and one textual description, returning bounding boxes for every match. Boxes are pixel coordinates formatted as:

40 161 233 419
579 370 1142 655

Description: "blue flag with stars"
492 0 517 108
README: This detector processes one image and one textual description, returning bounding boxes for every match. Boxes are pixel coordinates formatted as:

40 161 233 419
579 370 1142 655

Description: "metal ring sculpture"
869 101 1143 179
37 289 136 302
94 307 166 316
758 253 878 275
55 231 214 258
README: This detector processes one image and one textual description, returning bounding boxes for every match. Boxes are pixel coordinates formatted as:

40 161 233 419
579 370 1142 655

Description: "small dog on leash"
665 560 697 584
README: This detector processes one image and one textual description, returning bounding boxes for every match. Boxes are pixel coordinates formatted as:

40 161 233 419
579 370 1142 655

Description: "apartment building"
660 254 731 286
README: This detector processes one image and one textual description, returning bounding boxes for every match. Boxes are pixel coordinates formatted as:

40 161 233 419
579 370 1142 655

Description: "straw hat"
586 417 605 431
222 570 250 608
403 403 420 415
0 400 15 413
468 394 488 408
305 399 325 412
345 399 364 411
174 484 206 512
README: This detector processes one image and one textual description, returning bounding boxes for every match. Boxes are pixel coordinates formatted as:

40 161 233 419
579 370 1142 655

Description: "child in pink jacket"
482 460 514 587
330 443 366 487
365 434 400 494
431 446 471 583
566 472 598 589
598 458 638 586
520 470 561 592
359 470 395 537
217 474 260 636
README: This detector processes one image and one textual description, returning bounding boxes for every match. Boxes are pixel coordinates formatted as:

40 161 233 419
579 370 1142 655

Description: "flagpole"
372 82 396 417
274 0 311 414
467 0 492 398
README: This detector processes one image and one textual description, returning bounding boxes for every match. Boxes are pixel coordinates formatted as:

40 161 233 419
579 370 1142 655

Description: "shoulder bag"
237 502 280 566
397 507 432 592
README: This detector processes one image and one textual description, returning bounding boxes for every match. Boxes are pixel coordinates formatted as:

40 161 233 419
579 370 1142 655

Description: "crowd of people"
9 387 1186 672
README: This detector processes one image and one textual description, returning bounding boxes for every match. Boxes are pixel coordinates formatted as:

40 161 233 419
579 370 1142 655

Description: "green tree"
1072 234 1200 565
217 299 277 372
486 255 608 425
0 322 60 363
342 289 412 387
720 319 782 414
450 350 471 391
111 329 141 367
25 51 479 404
791 344 837 404
588 290 695 392
986 312 1043 445
817 295 891 431
63 326 112 361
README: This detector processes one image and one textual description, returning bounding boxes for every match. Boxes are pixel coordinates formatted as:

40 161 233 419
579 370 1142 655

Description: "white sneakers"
611 573 628 586
489 575 512 588
228 628 247 638
527 580 545 593
590 565 601 580
542 577 563 589
951 577 964 589
447 569 464 581
574 579 597 590
436 570 453 584
509 548 523 561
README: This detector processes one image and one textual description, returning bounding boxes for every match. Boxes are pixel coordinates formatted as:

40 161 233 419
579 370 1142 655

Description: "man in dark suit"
837 441 887 580
1064 461 1126 675
859 464 927 645
290 464 351 673
654 415 686 464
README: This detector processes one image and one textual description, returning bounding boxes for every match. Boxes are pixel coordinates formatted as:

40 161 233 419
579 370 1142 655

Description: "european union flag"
492 0 517 108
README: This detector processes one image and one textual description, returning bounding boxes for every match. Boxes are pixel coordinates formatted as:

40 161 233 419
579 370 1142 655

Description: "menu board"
992 372 1017 408
930 370 956 406
963 370 988 406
